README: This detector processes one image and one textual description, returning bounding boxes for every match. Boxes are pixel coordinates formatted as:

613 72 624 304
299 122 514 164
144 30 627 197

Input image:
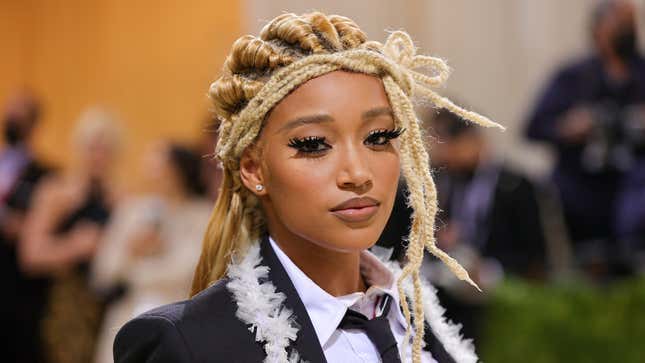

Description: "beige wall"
1 0 242 188
245 0 645 177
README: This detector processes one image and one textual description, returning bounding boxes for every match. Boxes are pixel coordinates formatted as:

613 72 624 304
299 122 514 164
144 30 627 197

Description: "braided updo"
211 14 367 118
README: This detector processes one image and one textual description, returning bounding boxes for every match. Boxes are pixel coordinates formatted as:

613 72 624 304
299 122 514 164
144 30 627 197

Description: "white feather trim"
226 243 301 363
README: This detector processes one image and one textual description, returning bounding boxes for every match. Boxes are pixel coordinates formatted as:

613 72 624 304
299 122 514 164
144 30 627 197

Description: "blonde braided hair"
191 12 504 363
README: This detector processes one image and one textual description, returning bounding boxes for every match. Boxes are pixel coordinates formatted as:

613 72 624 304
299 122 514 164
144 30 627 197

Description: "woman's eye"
287 136 331 155
364 127 406 146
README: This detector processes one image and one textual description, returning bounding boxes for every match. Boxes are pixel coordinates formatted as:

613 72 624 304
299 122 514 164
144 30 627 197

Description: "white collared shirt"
269 237 437 363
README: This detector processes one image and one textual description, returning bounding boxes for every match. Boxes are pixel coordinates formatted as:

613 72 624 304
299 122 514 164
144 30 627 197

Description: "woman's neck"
269 230 367 297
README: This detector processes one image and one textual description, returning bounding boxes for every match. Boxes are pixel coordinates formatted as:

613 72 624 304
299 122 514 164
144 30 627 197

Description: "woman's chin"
312 233 382 254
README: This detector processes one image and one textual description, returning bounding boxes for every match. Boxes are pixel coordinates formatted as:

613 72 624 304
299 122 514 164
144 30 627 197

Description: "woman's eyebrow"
362 107 394 120
277 107 393 134
277 114 333 133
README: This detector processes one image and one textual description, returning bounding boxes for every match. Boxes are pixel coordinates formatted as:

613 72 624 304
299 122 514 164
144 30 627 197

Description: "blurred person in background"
525 0 645 278
430 108 547 279
0 90 52 363
19 107 123 363
91 141 210 363
615 142 645 271
421 107 547 341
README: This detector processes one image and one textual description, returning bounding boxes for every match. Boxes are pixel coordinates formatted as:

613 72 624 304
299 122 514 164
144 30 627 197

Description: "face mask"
612 27 638 61
3 118 25 146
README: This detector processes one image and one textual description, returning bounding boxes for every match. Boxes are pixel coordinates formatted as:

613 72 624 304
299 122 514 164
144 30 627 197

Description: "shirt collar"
268 236 408 348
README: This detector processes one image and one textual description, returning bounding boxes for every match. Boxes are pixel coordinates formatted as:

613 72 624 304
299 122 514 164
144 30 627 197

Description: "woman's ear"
239 145 267 196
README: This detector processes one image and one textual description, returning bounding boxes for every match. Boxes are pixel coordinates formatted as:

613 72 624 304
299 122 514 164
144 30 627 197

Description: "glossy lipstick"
330 196 380 223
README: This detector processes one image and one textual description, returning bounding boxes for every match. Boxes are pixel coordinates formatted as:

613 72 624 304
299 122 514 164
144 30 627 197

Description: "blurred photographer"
525 0 645 276
615 130 645 272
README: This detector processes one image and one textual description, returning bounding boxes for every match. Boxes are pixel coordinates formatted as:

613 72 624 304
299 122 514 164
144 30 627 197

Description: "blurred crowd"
2 1 645 362
1 94 221 362
377 0 645 345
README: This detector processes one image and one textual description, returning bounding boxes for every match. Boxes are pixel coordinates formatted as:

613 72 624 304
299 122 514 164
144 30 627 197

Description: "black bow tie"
338 295 402 363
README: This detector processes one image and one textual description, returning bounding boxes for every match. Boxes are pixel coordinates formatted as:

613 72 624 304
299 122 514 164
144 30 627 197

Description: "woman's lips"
330 197 380 223
331 205 379 222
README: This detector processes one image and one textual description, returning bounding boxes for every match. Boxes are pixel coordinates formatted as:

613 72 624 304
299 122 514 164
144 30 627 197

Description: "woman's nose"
336 145 373 191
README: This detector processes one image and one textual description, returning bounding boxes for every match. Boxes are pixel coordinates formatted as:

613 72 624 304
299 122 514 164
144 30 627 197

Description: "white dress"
90 196 211 363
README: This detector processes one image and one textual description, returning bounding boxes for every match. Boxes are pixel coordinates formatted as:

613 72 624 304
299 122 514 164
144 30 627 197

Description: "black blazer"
1 158 51 363
113 236 455 363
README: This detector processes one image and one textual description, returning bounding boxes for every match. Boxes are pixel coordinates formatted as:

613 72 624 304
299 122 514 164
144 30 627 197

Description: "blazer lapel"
259 235 327 363
424 322 457 363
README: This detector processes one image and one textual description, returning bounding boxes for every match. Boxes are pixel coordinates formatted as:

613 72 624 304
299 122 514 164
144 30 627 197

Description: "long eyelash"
287 136 325 148
366 127 406 143
287 136 329 154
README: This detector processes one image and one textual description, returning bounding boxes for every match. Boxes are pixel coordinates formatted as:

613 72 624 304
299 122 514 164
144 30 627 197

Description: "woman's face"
241 70 401 253
79 134 118 177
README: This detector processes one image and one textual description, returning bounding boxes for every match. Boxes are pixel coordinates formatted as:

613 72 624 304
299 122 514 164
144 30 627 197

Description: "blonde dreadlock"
191 12 504 363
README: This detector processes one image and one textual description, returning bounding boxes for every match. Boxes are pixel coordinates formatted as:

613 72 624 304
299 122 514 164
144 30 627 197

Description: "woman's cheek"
270 156 334 203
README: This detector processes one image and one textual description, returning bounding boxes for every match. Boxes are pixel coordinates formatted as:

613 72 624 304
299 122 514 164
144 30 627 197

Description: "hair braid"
383 75 432 361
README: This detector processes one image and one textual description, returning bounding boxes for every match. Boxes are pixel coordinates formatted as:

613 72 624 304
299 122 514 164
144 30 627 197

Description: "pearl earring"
255 184 264 192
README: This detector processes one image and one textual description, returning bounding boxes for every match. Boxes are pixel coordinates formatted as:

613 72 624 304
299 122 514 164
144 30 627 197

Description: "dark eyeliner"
287 136 331 154
364 127 406 146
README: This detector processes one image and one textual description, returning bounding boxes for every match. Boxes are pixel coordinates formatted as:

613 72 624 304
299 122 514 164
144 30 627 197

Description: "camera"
582 102 645 173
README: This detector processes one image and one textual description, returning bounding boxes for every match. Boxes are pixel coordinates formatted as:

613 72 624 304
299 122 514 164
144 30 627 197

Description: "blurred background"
2 0 645 362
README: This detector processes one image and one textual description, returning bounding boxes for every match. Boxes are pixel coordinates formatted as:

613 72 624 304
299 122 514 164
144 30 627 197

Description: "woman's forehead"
264 70 392 132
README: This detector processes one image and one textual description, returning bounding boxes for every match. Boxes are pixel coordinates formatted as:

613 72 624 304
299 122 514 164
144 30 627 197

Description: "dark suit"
1 157 51 363
114 236 455 362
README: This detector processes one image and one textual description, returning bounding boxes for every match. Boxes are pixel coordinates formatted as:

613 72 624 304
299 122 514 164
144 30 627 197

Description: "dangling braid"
192 12 504 363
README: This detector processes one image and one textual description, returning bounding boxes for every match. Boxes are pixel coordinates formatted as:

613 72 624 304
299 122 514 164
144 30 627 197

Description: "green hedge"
479 278 645 362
